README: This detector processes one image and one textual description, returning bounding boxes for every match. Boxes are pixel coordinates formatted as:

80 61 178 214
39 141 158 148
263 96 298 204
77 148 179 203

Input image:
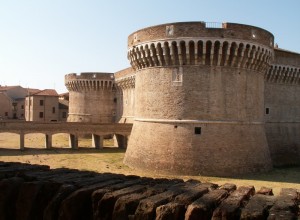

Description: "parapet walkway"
0 161 299 219
0 121 132 149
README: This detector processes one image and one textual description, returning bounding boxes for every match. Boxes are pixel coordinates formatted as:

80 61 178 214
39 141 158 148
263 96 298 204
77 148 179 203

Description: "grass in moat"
0 133 299 195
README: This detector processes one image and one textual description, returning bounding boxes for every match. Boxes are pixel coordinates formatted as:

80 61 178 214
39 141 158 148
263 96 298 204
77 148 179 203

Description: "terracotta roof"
0 85 20 91
26 88 41 95
32 89 58 96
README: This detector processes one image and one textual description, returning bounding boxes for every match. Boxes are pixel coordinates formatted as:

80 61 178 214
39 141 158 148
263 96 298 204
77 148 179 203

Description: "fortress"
65 22 300 177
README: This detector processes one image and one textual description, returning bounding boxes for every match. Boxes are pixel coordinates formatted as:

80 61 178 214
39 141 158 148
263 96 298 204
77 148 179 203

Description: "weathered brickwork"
115 68 135 123
124 22 274 176
265 49 300 166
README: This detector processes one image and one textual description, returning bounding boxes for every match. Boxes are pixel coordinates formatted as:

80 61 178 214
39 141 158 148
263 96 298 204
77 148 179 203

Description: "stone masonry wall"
124 21 274 176
65 73 116 123
115 68 135 123
128 22 274 49
264 49 300 166
0 161 299 220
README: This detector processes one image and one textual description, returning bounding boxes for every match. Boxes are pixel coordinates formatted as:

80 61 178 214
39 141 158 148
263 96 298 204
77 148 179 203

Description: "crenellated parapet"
128 22 274 73
115 75 135 89
265 65 300 84
265 48 300 85
115 67 136 90
65 72 115 91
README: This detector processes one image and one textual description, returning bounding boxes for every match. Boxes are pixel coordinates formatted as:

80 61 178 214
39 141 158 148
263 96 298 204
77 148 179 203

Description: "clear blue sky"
0 0 299 93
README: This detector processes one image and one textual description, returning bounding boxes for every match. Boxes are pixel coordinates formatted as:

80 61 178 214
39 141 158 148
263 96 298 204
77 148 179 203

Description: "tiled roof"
26 88 41 95
32 89 58 96
0 86 20 91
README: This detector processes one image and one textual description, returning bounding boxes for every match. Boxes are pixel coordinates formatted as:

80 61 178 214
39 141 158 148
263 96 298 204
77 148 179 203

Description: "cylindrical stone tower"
65 72 116 123
115 67 136 124
124 22 274 176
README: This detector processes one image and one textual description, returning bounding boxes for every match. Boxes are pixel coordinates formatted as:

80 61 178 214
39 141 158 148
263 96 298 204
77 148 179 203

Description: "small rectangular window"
21 105 24 109
40 100 44 106
195 127 201 135
62 112 67 118
39 112 44 118
265 108 269 115
5 112 8 116
52 107 55 113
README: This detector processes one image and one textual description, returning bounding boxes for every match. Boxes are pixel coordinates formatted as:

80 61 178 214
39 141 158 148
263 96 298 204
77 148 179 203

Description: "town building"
0 85 28 119
25 89 60 122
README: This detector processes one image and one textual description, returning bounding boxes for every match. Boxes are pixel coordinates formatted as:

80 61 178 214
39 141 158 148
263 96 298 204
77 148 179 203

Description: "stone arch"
282 67 290 82
144 44 153 67
150 43 159 66
163 41 171 65
179 41 186 65
213 41 221 66
205 41 212 65
197 40 204 64
0 132 22 149
140 45 150 67
241 44 251 68
274 66 282 82
236 43 244 67
255 47 264 71
52 133 70 148
221 41 229 66
24 132 47 149
135 47 143 69
188 40 195 65
247 44 256 69
260 49 269 72
171 41 179 66
137 45 147 68
156 43 165 66
228 42 238 67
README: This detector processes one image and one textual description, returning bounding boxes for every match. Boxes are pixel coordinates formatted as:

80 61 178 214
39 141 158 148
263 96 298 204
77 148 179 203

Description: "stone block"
240 194 275 219
185 189 228 220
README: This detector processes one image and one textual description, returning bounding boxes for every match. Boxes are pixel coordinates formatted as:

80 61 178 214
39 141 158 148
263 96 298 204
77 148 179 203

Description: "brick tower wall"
115 68 135 124
65 72 116 123
264 49 300 166
124 22 274 176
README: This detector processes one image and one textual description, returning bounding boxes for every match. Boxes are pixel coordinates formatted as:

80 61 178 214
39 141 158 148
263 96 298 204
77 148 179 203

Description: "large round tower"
65 72 116 123
124 22 274 176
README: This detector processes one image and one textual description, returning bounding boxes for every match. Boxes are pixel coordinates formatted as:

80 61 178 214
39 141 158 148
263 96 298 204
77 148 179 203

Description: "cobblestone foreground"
0 161 299 220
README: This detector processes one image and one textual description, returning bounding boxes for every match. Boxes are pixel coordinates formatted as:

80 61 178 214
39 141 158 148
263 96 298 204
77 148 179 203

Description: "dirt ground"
0 133 299 195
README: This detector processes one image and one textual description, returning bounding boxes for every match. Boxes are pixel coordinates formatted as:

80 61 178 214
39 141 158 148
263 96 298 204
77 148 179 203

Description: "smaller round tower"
65 72 116 123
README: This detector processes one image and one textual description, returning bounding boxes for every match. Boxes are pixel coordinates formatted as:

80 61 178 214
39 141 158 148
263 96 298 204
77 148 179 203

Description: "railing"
205 22 224 29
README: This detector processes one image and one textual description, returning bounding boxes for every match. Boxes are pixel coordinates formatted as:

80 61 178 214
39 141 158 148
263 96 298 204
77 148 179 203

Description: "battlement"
127 22 274 72
265 65 300 84
115 68 136 89
265 49 300 85
65 72 115 91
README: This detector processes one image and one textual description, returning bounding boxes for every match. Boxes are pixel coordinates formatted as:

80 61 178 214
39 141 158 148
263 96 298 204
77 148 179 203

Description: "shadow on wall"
0 147 126 156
